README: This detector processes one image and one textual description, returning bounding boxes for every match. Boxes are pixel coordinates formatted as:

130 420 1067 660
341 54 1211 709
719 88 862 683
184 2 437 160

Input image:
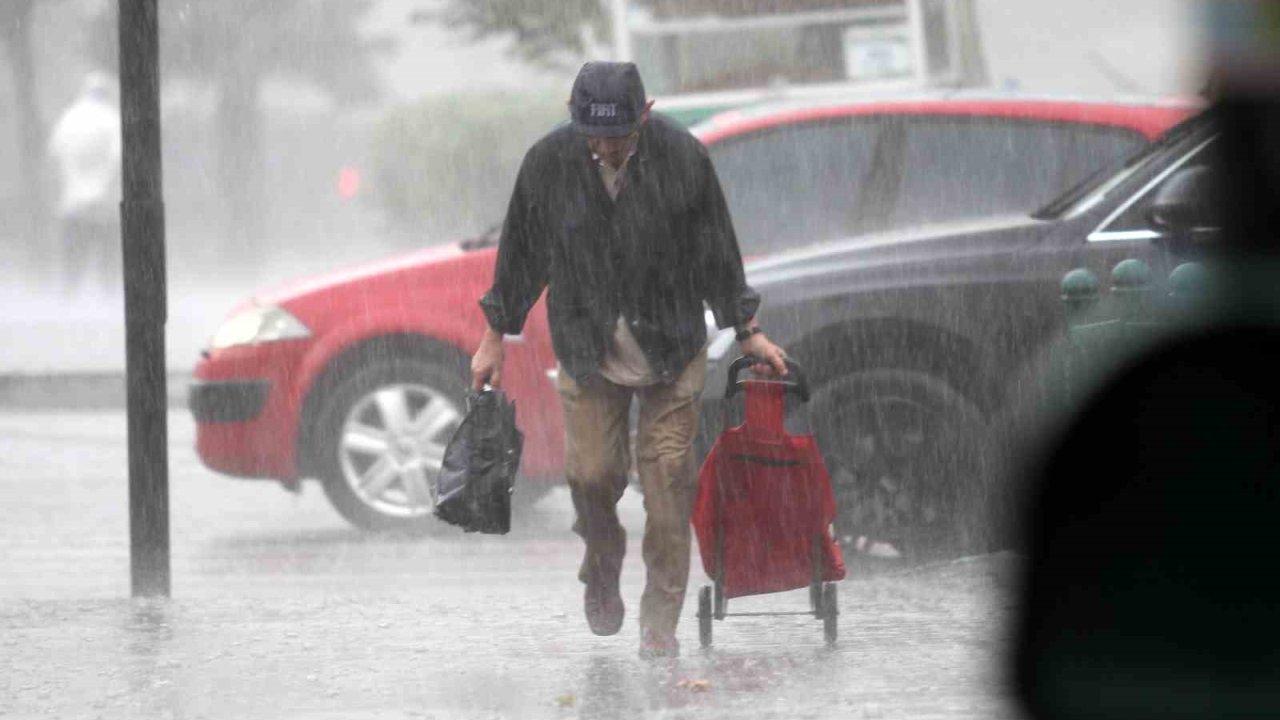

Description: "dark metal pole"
118 0 170 597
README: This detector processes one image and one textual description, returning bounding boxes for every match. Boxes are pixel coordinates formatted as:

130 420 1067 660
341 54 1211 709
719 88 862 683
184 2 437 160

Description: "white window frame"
910 0 965 87
623 5 908 40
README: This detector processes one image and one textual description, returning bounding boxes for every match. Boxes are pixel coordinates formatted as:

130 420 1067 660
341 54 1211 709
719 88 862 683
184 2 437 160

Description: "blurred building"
975 0 1206 96
617 0 1205 101
624 0 975 97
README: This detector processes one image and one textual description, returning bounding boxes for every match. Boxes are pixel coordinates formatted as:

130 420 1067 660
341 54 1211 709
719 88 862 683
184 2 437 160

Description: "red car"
189 95 1193 531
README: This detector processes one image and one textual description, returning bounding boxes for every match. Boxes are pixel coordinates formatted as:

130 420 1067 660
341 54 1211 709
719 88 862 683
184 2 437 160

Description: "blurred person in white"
47 71 122 296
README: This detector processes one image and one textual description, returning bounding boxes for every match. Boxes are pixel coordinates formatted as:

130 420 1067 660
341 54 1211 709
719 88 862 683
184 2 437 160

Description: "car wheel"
313 355 467 533
807 369 991 560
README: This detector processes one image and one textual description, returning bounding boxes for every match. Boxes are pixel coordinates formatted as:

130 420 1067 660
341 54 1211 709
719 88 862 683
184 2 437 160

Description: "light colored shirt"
595 148 658 387
48 87 121 223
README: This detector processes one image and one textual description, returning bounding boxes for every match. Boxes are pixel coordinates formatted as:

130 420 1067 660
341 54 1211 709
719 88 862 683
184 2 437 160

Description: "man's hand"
739 331 788 377
471 327 505 390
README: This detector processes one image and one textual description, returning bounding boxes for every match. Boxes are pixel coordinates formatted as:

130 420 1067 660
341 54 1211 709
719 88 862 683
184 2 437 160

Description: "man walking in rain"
472 61 787 658
47 72 122 295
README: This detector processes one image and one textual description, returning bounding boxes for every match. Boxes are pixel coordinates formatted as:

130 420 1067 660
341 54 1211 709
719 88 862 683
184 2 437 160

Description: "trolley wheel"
698 586 714 648
809 581 822 617
821 582 839 645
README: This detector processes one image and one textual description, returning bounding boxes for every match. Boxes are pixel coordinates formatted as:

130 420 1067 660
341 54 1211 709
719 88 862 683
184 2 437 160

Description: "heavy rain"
4 0 1270 718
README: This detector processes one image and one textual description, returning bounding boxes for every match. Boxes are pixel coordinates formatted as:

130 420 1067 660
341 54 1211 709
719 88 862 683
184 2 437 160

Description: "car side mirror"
1145 165 1220 247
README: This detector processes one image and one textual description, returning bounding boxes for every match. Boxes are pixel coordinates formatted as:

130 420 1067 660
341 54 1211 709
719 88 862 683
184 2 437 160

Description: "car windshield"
1032 109 1216 220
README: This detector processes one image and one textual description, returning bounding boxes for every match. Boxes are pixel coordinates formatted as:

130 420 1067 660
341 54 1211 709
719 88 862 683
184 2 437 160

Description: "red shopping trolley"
692 356 846 647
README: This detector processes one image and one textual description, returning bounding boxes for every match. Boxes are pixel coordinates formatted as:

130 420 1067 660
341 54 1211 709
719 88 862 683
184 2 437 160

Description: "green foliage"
424 0 609 70
372 91 566 239
88 0 392 104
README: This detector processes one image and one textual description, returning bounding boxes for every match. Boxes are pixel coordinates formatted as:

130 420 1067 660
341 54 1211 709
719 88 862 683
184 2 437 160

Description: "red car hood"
252 243 468 308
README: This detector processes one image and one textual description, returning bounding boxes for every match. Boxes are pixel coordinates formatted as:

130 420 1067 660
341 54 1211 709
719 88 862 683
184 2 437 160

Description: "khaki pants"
557 350 707 638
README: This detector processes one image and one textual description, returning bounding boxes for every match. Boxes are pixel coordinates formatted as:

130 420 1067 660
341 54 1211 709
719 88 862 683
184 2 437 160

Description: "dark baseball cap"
569 61 647 138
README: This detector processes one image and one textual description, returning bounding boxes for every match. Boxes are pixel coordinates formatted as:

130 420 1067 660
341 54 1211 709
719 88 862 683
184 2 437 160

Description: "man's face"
587 131 639 170
578 99 654 170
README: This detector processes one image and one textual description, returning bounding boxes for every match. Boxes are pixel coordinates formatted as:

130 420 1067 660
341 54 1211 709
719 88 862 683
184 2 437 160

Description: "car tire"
313 354 469 533
806 369 992 561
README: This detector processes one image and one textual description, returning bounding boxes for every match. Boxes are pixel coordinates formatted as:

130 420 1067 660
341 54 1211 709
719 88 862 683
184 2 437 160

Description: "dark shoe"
584 581 624 636
638 628 680 659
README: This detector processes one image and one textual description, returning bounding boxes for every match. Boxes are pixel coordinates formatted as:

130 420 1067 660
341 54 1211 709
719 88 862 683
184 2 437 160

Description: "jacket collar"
561 119 658 165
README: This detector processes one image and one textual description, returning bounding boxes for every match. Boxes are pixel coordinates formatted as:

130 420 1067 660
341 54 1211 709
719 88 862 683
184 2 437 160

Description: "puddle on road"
0 555 1020 719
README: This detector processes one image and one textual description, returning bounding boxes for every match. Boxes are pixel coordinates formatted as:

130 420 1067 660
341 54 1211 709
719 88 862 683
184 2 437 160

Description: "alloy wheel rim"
821 394 961 547
338 383 462 519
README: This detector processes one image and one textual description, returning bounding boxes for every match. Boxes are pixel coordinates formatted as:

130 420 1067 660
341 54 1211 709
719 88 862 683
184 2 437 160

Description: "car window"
1037 110 1213 220
888 118 1147 229
708 119 888 256
1092 136 1218 238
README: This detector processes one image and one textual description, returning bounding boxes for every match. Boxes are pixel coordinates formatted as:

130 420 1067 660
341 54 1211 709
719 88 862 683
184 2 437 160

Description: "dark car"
701 110 1219 556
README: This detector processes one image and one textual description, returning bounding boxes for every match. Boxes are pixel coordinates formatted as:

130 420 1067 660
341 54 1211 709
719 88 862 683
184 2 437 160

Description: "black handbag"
434 387 523 534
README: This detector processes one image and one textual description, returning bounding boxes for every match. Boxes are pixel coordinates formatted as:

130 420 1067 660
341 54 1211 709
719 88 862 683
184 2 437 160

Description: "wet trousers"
60 216 118 296
557 350 707 639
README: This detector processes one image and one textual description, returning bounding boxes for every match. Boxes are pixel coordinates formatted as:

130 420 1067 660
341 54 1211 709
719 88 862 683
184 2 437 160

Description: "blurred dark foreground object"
1013 53 1280 720
435 388 523 534
1013 322 1280 720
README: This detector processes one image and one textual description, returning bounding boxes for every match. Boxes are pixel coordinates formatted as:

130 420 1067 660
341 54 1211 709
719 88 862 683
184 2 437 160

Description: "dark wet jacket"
480 113 760 385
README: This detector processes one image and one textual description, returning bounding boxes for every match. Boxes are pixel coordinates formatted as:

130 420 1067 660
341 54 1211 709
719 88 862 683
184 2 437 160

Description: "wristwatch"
735 325 762 342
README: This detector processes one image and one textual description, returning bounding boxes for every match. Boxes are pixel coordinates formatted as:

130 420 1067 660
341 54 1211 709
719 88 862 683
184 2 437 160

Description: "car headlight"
209 304 311 350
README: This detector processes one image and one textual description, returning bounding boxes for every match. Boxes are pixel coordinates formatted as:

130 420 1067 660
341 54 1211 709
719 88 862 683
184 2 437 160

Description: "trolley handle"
725 355 810 402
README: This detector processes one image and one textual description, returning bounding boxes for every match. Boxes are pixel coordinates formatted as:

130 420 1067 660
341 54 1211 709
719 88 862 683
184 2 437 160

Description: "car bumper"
188 379 270 423
191 340 311 481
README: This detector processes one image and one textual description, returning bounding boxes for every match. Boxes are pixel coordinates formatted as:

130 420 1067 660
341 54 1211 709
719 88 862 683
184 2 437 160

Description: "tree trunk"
2 0 49 271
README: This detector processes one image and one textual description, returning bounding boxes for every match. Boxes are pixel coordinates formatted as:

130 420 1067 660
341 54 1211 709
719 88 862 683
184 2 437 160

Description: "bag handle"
467 380 496 410
725 355 810 402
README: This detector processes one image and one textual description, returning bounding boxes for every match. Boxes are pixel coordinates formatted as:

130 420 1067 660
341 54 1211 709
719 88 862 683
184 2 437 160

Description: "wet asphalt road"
0 410 1024 719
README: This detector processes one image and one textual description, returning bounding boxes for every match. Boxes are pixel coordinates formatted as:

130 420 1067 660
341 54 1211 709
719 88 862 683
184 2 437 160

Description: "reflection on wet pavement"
0 412 1021 718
